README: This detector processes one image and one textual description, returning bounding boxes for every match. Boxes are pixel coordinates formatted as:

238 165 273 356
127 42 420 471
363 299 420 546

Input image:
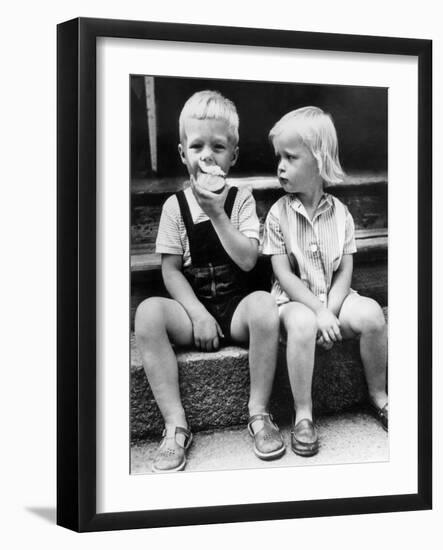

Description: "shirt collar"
289 192 333 214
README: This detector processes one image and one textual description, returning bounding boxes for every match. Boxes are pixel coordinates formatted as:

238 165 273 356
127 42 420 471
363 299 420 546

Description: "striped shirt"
262 193 356 306
156 184 260 267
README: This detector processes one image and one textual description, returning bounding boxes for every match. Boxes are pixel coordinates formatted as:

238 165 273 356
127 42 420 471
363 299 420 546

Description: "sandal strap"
159 426 193 449
174 426 193 449
248 413 277 435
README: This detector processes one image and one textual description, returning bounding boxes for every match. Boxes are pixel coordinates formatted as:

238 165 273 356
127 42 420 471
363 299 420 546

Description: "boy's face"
178 118 238 180
273 129 322 194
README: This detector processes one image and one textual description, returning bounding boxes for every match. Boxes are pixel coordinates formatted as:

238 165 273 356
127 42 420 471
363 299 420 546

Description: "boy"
135 90 285 472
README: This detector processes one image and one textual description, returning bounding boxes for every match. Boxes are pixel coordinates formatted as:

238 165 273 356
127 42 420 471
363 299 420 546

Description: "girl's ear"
178 143 187 165
230 146 239 167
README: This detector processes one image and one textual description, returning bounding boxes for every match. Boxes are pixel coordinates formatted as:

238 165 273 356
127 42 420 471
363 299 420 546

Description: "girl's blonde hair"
269 106 345 185
179 90 239 145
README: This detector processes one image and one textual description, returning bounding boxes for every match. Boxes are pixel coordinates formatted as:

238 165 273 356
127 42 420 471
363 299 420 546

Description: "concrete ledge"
132 172 387 199
131 228 387 272
131 308 387 441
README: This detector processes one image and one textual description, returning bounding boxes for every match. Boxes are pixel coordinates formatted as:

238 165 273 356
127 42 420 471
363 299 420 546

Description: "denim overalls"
176 186 249 341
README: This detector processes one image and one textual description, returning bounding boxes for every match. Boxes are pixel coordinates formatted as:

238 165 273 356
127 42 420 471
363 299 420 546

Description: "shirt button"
310 244 318 252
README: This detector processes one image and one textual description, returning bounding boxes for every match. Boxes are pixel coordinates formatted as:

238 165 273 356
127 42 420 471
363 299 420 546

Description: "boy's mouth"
198 160 226 177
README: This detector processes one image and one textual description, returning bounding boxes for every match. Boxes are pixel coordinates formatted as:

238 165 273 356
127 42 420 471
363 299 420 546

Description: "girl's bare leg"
279 302 317 424
339 293 388 409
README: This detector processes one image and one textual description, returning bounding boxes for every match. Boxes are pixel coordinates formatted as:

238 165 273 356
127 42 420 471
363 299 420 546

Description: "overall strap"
176 190 194 242
332 196 347 265
224 186 238 219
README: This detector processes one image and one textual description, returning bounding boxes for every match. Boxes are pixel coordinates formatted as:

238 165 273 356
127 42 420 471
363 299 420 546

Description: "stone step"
130 308 387 441
131 173 387 249
132 172 387 200
131 227 387 272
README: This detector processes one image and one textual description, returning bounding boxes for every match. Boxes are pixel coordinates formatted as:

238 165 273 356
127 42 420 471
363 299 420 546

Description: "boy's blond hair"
269 106 344 185
179 90 239 146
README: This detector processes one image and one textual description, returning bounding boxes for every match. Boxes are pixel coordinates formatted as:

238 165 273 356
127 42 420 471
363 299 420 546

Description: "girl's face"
273 129 322 194
178 118 238 180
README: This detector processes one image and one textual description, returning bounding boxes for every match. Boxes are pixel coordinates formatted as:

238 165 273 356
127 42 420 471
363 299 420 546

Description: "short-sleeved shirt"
262 193 356 306
156 184 260 267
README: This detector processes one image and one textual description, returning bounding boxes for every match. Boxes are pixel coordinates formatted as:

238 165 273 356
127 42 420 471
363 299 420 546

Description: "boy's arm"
191 180 258 271
271 254 341 345
327 254 353 317
162 254 224 351
211 212 259 271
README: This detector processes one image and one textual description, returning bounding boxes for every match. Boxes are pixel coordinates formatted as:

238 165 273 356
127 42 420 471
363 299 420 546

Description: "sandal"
291 418 319 457
247 413 285 460
369 400 388 432
152 426 193 473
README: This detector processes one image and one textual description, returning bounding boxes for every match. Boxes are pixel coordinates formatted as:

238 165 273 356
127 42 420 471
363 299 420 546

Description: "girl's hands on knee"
316 307 342 347
192 312 224 352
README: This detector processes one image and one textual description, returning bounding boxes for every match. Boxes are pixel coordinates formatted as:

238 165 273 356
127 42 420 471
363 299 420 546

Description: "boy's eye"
214 144 226 151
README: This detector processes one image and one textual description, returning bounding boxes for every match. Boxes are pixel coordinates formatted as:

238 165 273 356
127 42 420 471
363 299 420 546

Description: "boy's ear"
178 143 187 165
230 146 239 167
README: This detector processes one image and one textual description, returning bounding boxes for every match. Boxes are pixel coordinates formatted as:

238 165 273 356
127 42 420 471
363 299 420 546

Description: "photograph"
129 75 389 475
56 16 431 531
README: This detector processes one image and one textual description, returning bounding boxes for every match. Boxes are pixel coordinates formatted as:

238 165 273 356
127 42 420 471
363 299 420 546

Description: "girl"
262 106 388 456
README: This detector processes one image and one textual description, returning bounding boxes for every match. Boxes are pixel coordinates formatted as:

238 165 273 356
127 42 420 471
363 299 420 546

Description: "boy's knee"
134 297 167 339
247 291 279 330
359 299 386 333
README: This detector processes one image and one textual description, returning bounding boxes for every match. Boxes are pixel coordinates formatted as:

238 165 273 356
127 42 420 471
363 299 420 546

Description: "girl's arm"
272 254 341 344
162 254 223 351
191 180 258 272
272 254 325 313
327 254 353 317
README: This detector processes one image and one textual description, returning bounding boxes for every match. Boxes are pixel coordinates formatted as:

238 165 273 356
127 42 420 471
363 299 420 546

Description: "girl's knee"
358 299 386 333
286 305 317 340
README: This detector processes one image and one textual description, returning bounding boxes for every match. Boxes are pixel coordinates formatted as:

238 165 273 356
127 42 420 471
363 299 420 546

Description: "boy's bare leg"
134 297 194 438
279 302 317 424
230 291 280 420
230 291 284 458
338 293 388 409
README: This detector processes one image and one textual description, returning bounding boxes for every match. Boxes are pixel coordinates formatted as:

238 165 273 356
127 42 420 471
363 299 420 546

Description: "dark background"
131 75 387 179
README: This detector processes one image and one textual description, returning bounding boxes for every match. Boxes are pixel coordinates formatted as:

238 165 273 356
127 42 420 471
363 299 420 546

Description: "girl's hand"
190 176 228 220
315 307 342 346
191 311 224 352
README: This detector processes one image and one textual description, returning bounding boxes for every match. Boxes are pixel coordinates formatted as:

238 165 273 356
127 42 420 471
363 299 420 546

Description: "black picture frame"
57 17 432 532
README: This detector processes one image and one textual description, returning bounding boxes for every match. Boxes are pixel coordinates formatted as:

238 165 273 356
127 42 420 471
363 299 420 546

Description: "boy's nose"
200 151 215 165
